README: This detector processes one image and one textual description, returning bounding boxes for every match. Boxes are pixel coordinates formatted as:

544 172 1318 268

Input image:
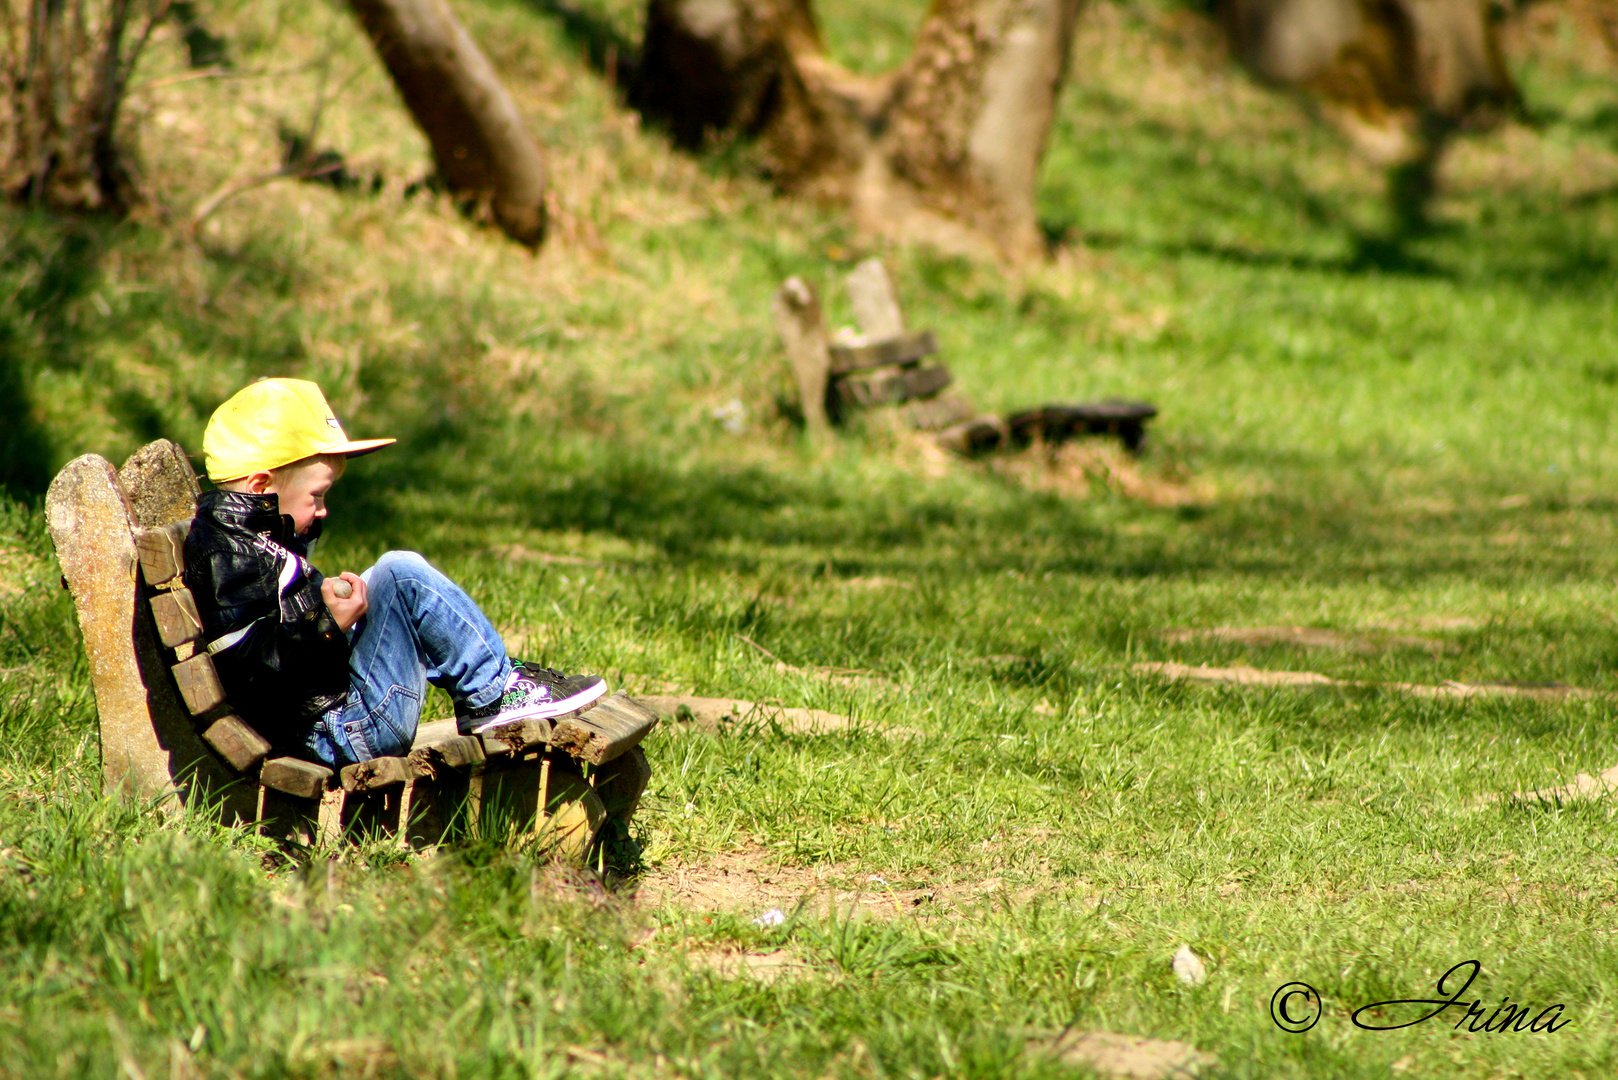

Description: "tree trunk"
632 0 1085 260
346 0 549 246
1223 0 1517 160
1 0 161 214
872 0 1084 259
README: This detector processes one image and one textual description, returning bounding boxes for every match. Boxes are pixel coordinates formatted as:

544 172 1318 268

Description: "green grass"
3 0 1618 1076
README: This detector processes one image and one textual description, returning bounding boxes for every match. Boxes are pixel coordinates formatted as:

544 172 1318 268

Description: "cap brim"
319 438 397 459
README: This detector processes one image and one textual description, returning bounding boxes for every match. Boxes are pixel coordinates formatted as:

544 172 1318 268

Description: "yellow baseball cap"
203 378 396 482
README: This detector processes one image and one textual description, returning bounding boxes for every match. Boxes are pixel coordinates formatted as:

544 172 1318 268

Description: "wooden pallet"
45 439 656 857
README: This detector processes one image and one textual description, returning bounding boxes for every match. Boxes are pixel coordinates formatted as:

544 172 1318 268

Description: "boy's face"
266 458 343 536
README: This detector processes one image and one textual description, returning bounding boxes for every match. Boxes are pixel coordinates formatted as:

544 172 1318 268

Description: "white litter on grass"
753 908 787 928
1171 944 1207 986
711 399 747 434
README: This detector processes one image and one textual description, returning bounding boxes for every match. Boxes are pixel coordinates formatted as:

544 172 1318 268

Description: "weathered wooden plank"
936 416 1009 456
340 755 412 792
902 392 975 432
119 439 200 529
47 455 151 797
828 329 938 375
199 714 271 773
260 756 332 800
133 521 190 588
772 276 831 435
538 756 606 861
436 735 486 770
402 771 477 845
256 784 318 846
44 454 244 815
317 788 346 847
1004 400 1159 453
409 733 485 777
1003 399 1158 450
171 652 227 717
477 764 543 845
410 717 460 751
844 258 906 341
149 587 204 648
479 717 551 758
551 692 659 766
341 781 408 840
834 364 952 410
593 745 651 823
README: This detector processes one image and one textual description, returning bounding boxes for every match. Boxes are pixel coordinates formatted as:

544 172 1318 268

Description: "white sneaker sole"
466 678 608 734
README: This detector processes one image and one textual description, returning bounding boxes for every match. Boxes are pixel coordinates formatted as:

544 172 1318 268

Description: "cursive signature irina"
1350 960 1572 1033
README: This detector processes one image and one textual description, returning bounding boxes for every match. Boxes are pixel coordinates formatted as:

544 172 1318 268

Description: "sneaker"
456 664 608 735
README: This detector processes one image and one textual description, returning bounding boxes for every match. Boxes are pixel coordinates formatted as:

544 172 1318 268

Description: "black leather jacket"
184 490 350 750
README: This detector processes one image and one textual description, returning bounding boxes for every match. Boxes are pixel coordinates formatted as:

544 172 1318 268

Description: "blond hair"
219 453 347 493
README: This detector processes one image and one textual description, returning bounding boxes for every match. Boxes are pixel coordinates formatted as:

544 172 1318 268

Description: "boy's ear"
243 471 275 494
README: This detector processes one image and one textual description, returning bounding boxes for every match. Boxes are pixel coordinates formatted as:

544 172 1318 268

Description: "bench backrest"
46 440 264 821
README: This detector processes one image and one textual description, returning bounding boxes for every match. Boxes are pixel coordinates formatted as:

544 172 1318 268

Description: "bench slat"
134 521 189 588
828 329 938 375
150 587 204 648
340 755 412 792
261 756 331 799
834 364 951 410
480 717 552 758
199 714 271 773
409 734 485 777
551 693 659 765
171 652 227 717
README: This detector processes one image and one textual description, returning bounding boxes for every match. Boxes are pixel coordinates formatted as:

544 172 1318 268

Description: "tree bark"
346 0 549 246
2 0 162 214
1223 0 1517 160
632 0 1085 260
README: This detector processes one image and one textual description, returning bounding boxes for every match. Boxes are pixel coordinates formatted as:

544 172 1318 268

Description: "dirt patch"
1028 1029 1215 1079
1136 661 1601 702
769 662 908 694
636 848 1038 919
988 441 1215 508
684 948 810 983
1490 762 1618 806
1162 626 1455 655
1385 616 1483 633
637 695 921 739
734 633 909 693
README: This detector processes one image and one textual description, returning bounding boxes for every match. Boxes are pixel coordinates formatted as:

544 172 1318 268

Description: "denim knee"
368 550 430 582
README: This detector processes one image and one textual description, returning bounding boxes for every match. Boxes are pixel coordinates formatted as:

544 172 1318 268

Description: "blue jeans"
301 551 513 768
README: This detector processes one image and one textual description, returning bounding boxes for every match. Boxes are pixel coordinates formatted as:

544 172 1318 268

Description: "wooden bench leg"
592 746 650 824
257 785 319 847
537 756 606 862
317 788 346 847
402 770 481 847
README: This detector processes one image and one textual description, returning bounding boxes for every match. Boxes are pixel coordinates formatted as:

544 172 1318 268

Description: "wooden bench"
774 258 974 434
773 258 1158 454
45 439 657 858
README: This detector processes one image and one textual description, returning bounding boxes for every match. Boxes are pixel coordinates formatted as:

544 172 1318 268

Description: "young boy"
185 378 606 768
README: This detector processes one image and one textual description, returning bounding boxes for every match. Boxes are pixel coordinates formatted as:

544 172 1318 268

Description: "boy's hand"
322 572 368 633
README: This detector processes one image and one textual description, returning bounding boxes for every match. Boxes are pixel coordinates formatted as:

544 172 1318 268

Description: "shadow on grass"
525 0 639 87
333 413 1612 603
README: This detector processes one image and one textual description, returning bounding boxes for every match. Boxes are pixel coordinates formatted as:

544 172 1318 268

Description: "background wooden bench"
45 439 655 858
